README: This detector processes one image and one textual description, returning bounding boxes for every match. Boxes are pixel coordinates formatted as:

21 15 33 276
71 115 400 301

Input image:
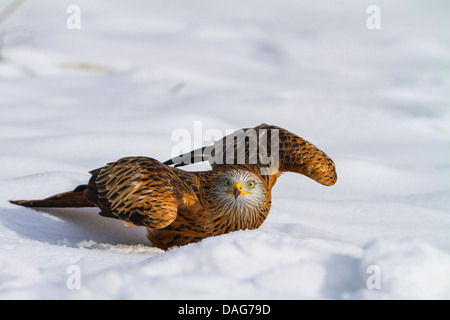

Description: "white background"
0 0 449 299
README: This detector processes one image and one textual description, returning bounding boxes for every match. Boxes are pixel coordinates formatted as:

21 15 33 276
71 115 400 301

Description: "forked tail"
9 185 96 208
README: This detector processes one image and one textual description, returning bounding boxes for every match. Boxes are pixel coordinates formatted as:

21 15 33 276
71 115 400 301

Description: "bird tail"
9 185 96 208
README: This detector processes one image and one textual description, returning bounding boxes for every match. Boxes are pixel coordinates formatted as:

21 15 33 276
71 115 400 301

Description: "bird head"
214 169 266 215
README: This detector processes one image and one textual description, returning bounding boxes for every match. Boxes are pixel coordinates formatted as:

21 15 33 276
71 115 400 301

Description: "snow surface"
0 0 449 299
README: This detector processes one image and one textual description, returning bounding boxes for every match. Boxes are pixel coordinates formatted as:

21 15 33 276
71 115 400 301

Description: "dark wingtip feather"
163 159 174 166
9 200 37 207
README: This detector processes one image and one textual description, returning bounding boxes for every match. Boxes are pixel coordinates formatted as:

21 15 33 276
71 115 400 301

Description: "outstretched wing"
164 123 337 186
85 157 196 229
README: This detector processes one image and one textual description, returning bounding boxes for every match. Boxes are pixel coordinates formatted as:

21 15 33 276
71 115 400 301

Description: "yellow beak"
228 183 249 199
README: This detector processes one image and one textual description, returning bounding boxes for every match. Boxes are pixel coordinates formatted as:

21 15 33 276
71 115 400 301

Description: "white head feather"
214 169 266 216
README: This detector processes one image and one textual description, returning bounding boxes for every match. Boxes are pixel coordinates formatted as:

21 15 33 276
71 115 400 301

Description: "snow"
1 0 449 299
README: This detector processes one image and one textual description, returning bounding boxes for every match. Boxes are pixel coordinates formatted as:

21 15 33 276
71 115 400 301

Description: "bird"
10 124 337 250
164 123 337 187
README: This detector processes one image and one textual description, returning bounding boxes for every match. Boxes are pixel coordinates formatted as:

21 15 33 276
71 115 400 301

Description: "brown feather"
10 124 336 250
164 123 337 186
9 186 95 208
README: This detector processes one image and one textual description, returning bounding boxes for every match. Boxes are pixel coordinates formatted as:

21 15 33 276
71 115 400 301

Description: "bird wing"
272 124 337 186
164 123 337 186
85 157 197 229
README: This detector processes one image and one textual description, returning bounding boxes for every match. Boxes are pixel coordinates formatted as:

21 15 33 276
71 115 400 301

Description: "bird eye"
224 179 230 186
248 181 255 188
